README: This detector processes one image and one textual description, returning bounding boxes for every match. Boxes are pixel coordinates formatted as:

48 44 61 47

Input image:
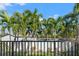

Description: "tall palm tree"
55 16 65 38
11 11 23 41
22 9 32 39
63 13 77 39
47 17 56 38
31 9 42 37
73 3 79 14
73 3 79 40
0 10 12 41
41 17 56 38
41 18 48 38
23 9 43 38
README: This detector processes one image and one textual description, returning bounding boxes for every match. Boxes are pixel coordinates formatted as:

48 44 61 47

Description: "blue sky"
0 3 74 19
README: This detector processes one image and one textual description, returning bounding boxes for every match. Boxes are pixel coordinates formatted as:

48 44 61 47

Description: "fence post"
0 41 2 56
75 42 77 56
54 41 56 56
12 42 14 56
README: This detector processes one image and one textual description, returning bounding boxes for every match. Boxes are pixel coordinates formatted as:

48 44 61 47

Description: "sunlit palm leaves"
0 4 79 40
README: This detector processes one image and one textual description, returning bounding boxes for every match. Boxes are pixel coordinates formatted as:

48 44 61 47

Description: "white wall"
1 35 23 41
1 35 14 41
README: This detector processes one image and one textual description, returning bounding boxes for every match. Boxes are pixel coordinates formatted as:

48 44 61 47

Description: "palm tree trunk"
76 25 78 40
9 35 11 41
2 30 5 35
17 30 19 41
14 33 16 41
9 30 11 41
0 35 1 41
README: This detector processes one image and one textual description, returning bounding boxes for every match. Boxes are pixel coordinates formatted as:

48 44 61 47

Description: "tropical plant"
0 4 79 40
73 3 79 40
0 10 12 40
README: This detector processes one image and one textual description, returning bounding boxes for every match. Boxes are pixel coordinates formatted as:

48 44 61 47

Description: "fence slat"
1 42 2 56
43 41 45 56
54 41 56 56
12 42 14 56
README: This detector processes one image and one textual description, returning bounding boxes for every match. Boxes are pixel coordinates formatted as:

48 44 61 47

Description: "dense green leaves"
0 4 79 40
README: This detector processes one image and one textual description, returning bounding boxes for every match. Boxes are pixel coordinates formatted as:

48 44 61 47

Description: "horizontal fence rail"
0 40 79 56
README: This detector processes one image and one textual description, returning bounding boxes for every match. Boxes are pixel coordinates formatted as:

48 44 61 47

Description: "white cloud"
39 17 43 21
4 3 12 6
0 5 5 10
0 3 26 10
48 14 59 19
17 3 25 6
53 14 59 19
0 3 12 10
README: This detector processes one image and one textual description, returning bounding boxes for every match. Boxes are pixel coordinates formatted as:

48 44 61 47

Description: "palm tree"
73 3 79 14
23 9 43 38
11 11 23 41
31 9 42 37
22 9 32 39
73 3 79 40
47 17 56 38
41 18 48 38
41 17 56 38
0 10 12 41
63 13 77 39
55 16 65 38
